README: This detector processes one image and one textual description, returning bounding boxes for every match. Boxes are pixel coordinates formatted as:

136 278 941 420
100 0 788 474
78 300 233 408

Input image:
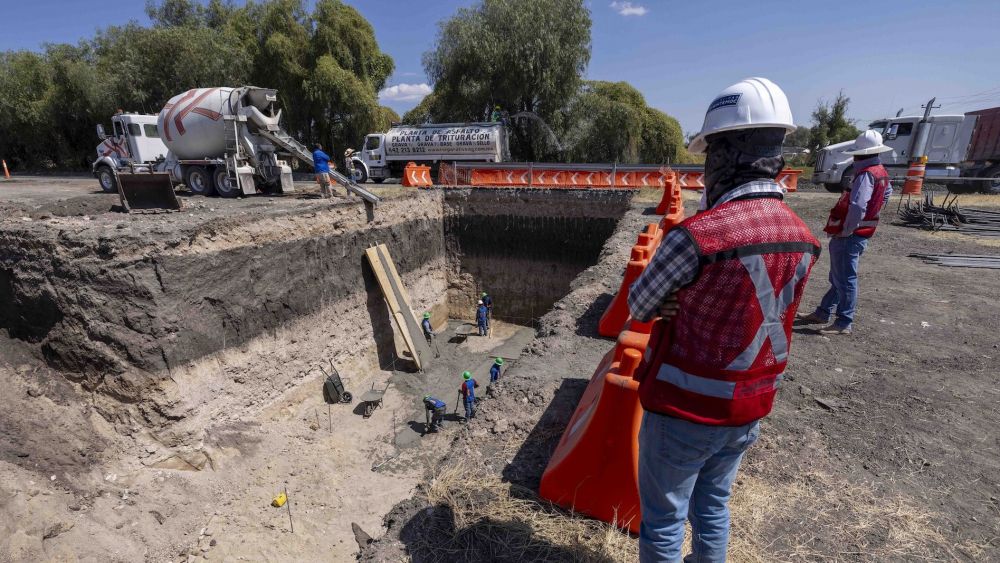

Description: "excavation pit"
0 187 633 433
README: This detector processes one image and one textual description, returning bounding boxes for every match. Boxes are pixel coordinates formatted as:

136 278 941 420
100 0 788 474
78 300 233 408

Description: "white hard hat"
477 300 484 305
843 129 893 155
344 148 354 156
688 77 795 155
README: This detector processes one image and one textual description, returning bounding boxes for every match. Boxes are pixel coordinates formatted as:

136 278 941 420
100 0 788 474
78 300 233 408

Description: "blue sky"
4 0 1000 134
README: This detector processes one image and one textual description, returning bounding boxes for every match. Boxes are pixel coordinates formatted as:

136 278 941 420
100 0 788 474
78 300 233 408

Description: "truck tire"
353 161 368 183
838 170 853 192
96 165 119 193
213 168 240 198
185 166 215 196
980 166 1000 194
823 183 842 193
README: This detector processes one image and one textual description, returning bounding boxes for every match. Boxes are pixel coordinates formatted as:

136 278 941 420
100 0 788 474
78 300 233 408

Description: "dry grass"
409 427 989 563
417 461 638 562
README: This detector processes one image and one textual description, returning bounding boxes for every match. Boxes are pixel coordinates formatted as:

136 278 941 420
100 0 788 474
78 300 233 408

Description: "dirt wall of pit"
442 189 633 324
0 193 448 414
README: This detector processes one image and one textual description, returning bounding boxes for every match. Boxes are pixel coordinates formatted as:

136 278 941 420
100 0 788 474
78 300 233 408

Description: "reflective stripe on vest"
656 364 784 399
726 251 813 370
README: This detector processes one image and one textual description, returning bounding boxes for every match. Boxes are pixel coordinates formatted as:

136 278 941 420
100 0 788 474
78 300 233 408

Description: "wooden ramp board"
364 244 432 370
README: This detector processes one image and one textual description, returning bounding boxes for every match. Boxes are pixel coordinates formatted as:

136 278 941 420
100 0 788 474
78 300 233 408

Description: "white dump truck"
352 122 510 183
93 86 318 197
813 99 1000 194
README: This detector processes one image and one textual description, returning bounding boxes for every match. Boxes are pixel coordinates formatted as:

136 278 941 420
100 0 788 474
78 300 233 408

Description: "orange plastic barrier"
539 348 643 533
656 175 686 229
597 249 647 338
402 162 433 187
466 166 669 189
676 168 802 192
902 158 927 195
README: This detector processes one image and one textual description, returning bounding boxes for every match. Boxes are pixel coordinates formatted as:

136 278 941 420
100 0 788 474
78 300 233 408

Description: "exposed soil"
362 186 1000 562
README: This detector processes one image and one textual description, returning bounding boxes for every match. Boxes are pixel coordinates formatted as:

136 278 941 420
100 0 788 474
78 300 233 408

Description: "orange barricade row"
465 166 670 189
675 168 802 192
402 162 433 187
539 348 644 533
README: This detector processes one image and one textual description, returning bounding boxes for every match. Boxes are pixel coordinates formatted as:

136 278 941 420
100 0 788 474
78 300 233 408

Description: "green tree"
422 0 591 160
808 91 860 164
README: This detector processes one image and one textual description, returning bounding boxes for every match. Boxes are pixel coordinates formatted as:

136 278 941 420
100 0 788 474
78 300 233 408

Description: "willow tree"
422 0 591 160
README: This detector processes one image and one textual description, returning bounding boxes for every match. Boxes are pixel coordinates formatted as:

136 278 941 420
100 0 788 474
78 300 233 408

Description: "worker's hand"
658 294 681 320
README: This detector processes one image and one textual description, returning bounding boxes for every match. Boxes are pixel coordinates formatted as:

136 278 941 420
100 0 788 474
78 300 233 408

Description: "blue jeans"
478 323 488 336
464 399 475 421
814 234 869 329
638 411 760 563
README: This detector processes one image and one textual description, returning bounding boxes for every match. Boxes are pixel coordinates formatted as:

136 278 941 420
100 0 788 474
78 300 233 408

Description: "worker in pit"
422 312 440 358
458 372 479 422
491 105 502 122
627 78 820 563
481 291 493 320
423 395 447 433
312 144 334 199
797 129 893 335
476 300 489 336
490 358 503 383
344 148 358 187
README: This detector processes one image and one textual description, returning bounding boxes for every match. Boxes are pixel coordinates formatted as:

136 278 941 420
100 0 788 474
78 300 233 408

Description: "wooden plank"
364 245 427 370
373 244 432 368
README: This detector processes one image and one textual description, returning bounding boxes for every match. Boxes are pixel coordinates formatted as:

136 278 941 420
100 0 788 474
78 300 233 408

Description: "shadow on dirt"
574 292 614 338
395 502 616 563
502 378 588 490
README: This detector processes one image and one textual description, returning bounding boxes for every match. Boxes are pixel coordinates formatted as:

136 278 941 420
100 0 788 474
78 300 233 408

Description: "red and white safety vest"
637 197 821 426
823 163 890 238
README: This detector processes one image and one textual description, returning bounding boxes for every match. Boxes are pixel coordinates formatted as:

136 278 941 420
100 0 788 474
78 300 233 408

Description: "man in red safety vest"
627 77 820 563
797 129 893 335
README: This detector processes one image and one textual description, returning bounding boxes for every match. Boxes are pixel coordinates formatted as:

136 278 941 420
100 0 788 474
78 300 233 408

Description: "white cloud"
378 83 432 103
610 1 648 16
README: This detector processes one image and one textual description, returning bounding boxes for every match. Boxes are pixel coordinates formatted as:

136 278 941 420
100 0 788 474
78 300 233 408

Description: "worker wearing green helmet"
481 291 493 320
490 357 504 383
458 370 479 421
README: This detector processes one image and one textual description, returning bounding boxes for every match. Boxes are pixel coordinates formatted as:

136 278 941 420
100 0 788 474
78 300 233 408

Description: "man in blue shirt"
312 144 334 199
476 300 489 336
481 292 493 319
422 312 440 358
423 395 447 433
459 371 479 421
490 358 503 383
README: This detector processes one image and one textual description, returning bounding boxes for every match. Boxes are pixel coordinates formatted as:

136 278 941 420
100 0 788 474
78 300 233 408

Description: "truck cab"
356 133 389 183
813 114 974 192
92 113 168 192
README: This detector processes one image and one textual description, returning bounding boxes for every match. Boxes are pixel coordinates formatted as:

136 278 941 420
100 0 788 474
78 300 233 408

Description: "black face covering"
703 127 787 208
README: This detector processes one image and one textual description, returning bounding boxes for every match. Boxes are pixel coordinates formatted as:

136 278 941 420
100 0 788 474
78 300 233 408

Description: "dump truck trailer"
352 122 510 183
814 101 1000 194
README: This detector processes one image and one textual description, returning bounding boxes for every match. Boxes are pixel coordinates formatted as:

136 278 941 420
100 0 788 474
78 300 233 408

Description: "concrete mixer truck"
92 86 377 203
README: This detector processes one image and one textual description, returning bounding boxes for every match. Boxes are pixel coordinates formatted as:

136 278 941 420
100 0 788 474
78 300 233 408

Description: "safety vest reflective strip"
654 248 813 399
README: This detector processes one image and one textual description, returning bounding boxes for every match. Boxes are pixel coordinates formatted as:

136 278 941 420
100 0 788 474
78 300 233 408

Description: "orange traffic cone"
902 156 927 195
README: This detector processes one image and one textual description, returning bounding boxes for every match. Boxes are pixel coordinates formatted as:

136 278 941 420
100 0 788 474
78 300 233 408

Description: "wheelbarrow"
359 382 390 418
319 360 353 404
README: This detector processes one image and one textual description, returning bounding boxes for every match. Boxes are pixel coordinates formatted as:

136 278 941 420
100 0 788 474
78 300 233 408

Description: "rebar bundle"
910 253 1000 269
897 192 1000 238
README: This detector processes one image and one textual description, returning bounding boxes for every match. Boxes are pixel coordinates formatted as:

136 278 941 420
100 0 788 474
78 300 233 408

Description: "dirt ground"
361 185 1000 562
2 177 999 562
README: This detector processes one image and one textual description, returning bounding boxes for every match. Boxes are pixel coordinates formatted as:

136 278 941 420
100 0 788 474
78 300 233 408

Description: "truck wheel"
353 161 368 183
838 170 853 192
980 166 1000 194
185 166 215 196
97 166 118 193
823 183 842 193
213 168 240 198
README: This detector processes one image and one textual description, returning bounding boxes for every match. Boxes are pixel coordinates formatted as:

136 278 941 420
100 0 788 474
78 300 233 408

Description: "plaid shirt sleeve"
627 229 699 322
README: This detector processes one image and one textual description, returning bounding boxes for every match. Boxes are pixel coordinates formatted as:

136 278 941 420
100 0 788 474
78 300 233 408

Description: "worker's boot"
817 324 852 335
796 311 828 324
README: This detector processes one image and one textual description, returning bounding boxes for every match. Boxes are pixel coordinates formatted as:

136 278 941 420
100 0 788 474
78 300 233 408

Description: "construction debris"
897 192 1000 237
910 253 1000 269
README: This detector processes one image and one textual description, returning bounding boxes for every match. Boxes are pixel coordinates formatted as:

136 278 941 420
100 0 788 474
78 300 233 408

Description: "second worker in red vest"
797 129 894 335
627 77 820 563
